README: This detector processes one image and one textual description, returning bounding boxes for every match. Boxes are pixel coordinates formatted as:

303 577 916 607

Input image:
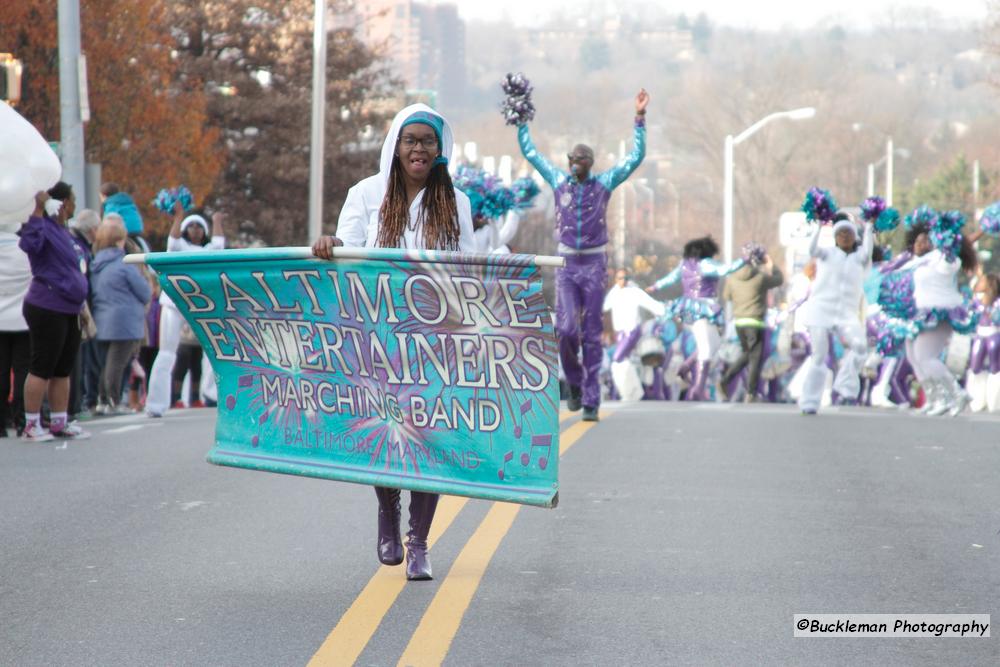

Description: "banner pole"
125 248 566 268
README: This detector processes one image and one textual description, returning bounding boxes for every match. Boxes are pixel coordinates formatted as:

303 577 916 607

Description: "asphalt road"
1 403 997 666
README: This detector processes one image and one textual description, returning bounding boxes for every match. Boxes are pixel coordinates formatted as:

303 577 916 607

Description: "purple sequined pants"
556 253 608 409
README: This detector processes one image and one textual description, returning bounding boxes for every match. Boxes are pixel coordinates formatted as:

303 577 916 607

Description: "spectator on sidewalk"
18 186 91 441
90 218 152 414
0 225 33 436
68 208 101 420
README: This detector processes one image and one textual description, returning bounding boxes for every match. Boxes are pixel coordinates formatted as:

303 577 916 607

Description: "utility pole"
308 0 327 242
58 0 87 207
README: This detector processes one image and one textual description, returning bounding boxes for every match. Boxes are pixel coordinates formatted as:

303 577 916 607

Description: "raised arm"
168 200 185 240
208 212 227 250
808 224 827 260
699 257 745 278
649 265 682 291
18 192 51 255
637 287 667 318
495 210 521 249
517 124 564 189
599 89 649 191
858 222 874 266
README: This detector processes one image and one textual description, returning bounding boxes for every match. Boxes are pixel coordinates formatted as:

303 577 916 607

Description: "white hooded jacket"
799 222 873 328
335 104 475 252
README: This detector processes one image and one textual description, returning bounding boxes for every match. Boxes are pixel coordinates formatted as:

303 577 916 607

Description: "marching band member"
312 104 474 581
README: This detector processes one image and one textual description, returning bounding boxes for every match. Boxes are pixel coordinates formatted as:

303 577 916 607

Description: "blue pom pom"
153 185 194 214
904 205 938 231
878 269 916 320
801 187 838 223
981 202 1000 236
931 210 965 261
454 166 517 221
511 177 540 209
860 196 887 222
874 208 900 232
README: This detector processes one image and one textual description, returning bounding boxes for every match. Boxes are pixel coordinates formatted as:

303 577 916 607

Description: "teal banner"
137 248 561 507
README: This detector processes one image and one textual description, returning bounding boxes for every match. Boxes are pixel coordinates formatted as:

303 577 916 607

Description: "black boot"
566 385 582 412
374 486 403 565
406 491 439 580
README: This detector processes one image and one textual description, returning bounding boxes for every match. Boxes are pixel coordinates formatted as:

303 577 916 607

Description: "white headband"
180 214 209 234
832 219 857 238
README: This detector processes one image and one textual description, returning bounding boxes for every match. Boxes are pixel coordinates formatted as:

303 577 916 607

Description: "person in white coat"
0 227 32 435
603 268 666 400
904 224 980 416
797 213 873 414
312 104 474 582
144 206 225 417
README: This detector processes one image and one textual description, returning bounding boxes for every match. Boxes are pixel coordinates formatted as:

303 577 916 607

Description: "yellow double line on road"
308 411 601 666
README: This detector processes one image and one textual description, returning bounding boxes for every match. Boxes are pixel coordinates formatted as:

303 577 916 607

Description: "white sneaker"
51 421 91 440
21 422 53 442
948 390 971 418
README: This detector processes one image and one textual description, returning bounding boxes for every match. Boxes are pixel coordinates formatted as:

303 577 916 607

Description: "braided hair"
376 154 460 251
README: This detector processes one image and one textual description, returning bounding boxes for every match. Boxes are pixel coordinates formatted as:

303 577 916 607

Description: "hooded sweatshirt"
335 104 475 251
102 192 144 235
90 246 152 340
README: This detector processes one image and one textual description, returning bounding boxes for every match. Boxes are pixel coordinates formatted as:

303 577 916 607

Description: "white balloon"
0 102 62 222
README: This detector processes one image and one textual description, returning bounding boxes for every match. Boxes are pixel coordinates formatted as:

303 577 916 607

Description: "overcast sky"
431 0 989 30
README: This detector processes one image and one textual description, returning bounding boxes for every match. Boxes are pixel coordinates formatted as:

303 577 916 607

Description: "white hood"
378 104 455 191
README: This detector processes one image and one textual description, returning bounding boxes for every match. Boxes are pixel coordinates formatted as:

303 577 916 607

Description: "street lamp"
723 107 816 264
867 146 910 199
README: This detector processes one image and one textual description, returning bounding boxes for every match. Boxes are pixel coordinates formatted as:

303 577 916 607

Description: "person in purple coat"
17 184 91 441
517 89 649 421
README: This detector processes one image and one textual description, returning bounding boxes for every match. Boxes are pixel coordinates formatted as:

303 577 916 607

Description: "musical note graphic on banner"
521 434 552 470
512 399 533 438
497 451 515 481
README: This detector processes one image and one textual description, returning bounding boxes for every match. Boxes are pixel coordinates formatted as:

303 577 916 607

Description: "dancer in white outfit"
603 268 666 400
797 213 873 414
145 204 225 417
903 225 979 417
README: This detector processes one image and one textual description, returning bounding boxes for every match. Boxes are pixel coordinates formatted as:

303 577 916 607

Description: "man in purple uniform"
517 89 649 421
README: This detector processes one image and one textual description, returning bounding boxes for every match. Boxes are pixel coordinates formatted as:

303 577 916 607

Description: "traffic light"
0 54 24 104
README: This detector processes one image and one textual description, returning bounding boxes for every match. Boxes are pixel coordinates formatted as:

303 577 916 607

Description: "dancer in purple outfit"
647 236 744 401
516 89 649 421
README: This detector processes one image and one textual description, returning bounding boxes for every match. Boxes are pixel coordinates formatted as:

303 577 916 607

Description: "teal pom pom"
801 187 838 223
875 208 900 233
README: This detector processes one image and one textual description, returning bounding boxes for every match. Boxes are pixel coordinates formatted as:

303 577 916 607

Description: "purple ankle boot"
406 491 439 580
689 361 711 401
374 486 403 565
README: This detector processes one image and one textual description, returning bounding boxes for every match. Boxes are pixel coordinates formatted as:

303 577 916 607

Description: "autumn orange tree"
0 0 221 244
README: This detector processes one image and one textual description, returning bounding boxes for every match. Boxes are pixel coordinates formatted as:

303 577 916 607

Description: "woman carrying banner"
145 203 226 418
312 104 474 580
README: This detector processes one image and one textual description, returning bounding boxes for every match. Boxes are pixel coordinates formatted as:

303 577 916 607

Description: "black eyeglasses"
399 135 439 150
567 154 592 163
